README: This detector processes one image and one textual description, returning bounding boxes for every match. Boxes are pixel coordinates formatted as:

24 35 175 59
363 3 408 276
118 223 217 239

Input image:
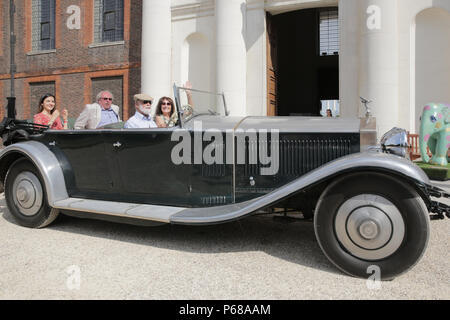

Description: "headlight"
380 127 409 158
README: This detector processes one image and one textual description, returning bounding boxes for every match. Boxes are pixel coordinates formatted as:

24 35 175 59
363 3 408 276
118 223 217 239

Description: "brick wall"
0 0 142 121
0 2 3 58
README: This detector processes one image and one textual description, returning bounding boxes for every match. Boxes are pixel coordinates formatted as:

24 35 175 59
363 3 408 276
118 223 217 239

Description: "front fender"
171 151 431 224
0 141 68 205
303 150 430 186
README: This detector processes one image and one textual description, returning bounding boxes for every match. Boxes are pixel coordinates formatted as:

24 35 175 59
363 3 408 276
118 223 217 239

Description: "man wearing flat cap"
124 93 157 128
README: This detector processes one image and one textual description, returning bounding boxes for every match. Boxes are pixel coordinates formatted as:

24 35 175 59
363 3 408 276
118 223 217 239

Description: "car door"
41 130 118 199
104 128 192 206
105 128 233 207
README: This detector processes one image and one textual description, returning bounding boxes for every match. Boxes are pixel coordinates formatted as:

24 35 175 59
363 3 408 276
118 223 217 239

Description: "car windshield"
174 85 227 125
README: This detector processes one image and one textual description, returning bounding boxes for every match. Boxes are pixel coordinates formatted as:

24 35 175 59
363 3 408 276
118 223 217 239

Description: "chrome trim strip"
0 141 68 205
170 151 430 224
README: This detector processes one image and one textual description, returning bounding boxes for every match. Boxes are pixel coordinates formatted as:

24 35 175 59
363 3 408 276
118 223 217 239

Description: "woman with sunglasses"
155 97 177 128
33 93 68 130
155 81 194 128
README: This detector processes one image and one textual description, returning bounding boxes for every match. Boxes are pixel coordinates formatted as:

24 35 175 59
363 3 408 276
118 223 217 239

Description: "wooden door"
266 12 278 116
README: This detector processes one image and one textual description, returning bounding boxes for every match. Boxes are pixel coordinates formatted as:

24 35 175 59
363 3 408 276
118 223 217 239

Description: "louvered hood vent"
243 138 354 177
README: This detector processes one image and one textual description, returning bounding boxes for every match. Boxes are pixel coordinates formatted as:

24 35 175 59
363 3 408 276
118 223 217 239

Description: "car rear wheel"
314 172 430 280
4 158 59 228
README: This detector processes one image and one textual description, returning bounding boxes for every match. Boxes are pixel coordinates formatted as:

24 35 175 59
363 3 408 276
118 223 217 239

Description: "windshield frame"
173 84 228 128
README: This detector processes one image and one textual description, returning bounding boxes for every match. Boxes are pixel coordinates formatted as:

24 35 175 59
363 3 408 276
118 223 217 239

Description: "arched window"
181 33 212 93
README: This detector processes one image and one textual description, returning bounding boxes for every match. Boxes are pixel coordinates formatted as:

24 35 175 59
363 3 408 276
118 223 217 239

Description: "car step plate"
53 198 186 223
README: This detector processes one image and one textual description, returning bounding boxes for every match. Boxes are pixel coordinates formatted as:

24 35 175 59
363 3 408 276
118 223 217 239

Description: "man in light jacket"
74 90 121 129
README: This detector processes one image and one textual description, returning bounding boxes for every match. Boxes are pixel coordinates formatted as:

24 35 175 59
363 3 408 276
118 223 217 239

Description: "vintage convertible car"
0 86 448 280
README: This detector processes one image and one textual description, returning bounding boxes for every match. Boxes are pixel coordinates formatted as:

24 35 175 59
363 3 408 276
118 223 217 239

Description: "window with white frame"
319 9 339 56
94 0 124 43
31 0 55 51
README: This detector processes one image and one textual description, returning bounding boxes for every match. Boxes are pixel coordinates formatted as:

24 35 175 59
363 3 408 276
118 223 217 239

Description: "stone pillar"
216 0 247 116
141 0 172 102
246 0 266 116
359 0 399 140
339 0 361 119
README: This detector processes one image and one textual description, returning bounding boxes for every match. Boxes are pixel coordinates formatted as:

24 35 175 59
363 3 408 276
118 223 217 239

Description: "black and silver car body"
0 86 448 280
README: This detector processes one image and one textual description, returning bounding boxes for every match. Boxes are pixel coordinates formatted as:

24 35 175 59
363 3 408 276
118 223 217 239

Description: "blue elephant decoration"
419 103 450 166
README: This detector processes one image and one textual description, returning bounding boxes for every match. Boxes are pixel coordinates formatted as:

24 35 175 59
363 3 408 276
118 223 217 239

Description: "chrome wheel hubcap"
12 172 43 216
359 220 378 240
335 194 405 261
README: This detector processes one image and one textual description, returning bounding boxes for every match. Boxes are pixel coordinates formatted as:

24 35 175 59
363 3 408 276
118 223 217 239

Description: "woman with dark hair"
155 96 177 128
33 94 68 130
155 81 194 128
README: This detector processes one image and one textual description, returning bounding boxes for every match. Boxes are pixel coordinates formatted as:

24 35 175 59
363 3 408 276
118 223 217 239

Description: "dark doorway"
268 8 339 116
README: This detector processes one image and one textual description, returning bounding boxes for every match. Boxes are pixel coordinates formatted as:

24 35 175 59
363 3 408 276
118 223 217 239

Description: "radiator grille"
243 138 352 177
200 142 227 177
201 138 354 177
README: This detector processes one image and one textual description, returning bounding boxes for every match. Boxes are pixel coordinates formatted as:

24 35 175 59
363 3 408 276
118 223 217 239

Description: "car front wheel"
314 172 430 280
4 158 59 228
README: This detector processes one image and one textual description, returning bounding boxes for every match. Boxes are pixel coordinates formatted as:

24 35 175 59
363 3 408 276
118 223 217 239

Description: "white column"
246 0 266 116
141 0 172 102
216 0 247 116
359 0 399 140
339 0 361 118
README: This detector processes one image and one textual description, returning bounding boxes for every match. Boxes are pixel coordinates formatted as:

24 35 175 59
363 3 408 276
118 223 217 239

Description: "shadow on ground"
0 196 341 277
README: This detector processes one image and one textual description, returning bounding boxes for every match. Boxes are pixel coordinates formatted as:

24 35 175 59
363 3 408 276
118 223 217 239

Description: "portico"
140 0 450 138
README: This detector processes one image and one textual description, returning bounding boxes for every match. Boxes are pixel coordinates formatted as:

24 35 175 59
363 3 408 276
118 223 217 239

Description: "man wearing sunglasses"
74 90 121 129
124 93 157 129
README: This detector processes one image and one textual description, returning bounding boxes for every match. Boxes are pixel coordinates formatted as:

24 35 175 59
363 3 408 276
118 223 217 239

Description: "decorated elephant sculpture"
419 103 450 166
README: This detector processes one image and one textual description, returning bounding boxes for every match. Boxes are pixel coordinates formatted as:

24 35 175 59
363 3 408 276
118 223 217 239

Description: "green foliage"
414 161 450 181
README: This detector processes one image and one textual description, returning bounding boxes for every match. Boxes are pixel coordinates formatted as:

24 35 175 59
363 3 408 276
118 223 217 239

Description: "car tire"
314 172 430 280
4 158 59 228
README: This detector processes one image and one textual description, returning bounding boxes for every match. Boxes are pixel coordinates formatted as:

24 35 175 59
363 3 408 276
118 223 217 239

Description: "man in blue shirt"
124 93 157 128
74 91 121 129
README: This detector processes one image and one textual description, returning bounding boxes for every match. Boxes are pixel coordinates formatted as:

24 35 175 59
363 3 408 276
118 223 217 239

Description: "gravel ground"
0 184 448 300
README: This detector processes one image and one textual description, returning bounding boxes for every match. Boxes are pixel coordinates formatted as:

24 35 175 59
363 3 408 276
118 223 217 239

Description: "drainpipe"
7 0 16 119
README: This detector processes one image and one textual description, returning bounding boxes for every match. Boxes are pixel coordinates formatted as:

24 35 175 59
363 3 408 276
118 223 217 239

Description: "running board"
52 197 265 225
53 198 186 223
